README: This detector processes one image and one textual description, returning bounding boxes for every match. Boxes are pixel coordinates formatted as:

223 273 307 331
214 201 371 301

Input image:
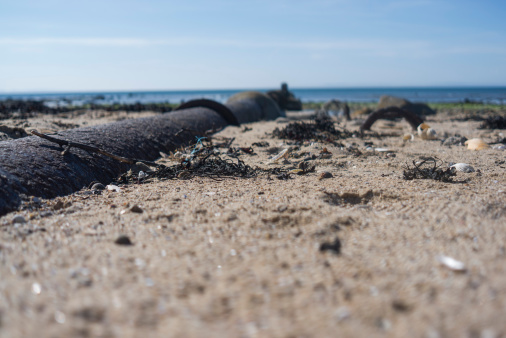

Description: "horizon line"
2 85 506 96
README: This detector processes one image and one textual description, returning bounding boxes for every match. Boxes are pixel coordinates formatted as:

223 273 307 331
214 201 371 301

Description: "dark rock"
319 237 341 255
377 95 436 116
91 183 105 190
266 83 302 111
130 205 143 213
442 136 467 147
114 235 133 246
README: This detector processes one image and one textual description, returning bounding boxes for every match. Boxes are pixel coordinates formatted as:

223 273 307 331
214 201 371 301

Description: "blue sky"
1 0 505 92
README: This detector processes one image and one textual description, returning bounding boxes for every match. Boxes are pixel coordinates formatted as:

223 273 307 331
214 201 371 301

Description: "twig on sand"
30 130 159 167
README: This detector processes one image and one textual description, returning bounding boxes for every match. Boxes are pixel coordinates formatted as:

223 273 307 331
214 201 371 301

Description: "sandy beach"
1 106 506 337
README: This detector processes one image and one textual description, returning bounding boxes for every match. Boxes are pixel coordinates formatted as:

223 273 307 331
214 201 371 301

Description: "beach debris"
492 144 506 150
403 157 457 182
360 106 424 132
11 214 26 224
318 171 333 180
437 255 466 272
319 237 342 255
131 162 152 175
402 133 414 142
114 235 133 246
252 141 270 147
449 163 475 173
91 183 105 191
138 171 148 180
272 115 352 142
269 148 289 163
106 184 122 192
442 136 467 147
319 147 332 159
374 148 394 152
465 138 490 150
479 116 506 130
417 123 438 140
319 99 351 120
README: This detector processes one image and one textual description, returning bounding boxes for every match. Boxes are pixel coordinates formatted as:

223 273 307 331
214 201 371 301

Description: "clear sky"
1 0 505 92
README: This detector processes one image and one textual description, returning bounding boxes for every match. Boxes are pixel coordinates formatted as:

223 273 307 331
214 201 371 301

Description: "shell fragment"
270 148 289 163
465 138 490 150
450 163 475 173
437 255 466 272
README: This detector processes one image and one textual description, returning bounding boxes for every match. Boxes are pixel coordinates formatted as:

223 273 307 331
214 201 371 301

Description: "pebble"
11 215 26 224
91 183 105 190
443 136 467 146
114 235 133 246
130 205 143 213
318 171 333 180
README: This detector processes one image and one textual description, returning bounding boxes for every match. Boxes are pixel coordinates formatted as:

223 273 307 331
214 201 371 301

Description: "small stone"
318 171 333 180
319 237 341 255
130 205 143 213
443 136 467 147
131 162 151 174
11 215 26 224
114 235 133 246
91 183 105 190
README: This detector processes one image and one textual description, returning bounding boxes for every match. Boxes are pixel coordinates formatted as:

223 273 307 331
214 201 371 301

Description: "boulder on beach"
378 95 436 116
266 83 302 111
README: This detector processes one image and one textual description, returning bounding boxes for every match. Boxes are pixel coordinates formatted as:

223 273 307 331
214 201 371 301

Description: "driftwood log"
0 95 283 216
360 107 424 132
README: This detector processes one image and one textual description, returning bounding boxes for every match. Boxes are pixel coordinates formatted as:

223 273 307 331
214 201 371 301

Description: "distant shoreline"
1 86 505 105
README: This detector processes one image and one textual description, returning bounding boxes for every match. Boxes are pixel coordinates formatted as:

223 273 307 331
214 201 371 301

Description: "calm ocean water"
1 87 505 106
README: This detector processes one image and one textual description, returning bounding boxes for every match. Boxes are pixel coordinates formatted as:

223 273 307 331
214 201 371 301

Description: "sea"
1 87 505 106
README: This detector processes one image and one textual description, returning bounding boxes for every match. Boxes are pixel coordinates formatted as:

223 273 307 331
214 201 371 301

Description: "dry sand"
0 109 505 337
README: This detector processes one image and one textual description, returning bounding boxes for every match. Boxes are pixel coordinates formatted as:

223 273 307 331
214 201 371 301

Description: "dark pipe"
226 91 285 123
0 97 283 216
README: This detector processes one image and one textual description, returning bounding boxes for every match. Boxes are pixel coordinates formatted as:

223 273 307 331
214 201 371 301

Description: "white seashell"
450 163 475 173
492 144 505 150
106 184 122 192
465 138 490 150
425 128 438 140
437 255 466 272
270 148 289 163
374 148 393 152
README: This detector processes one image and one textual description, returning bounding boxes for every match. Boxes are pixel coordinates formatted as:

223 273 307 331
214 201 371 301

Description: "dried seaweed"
272 115 352 142
402 157 457 182
479 116 506 129
116 138 288 184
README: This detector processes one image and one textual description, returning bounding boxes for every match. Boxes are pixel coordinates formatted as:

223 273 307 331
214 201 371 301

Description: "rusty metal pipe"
0 96 283 216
